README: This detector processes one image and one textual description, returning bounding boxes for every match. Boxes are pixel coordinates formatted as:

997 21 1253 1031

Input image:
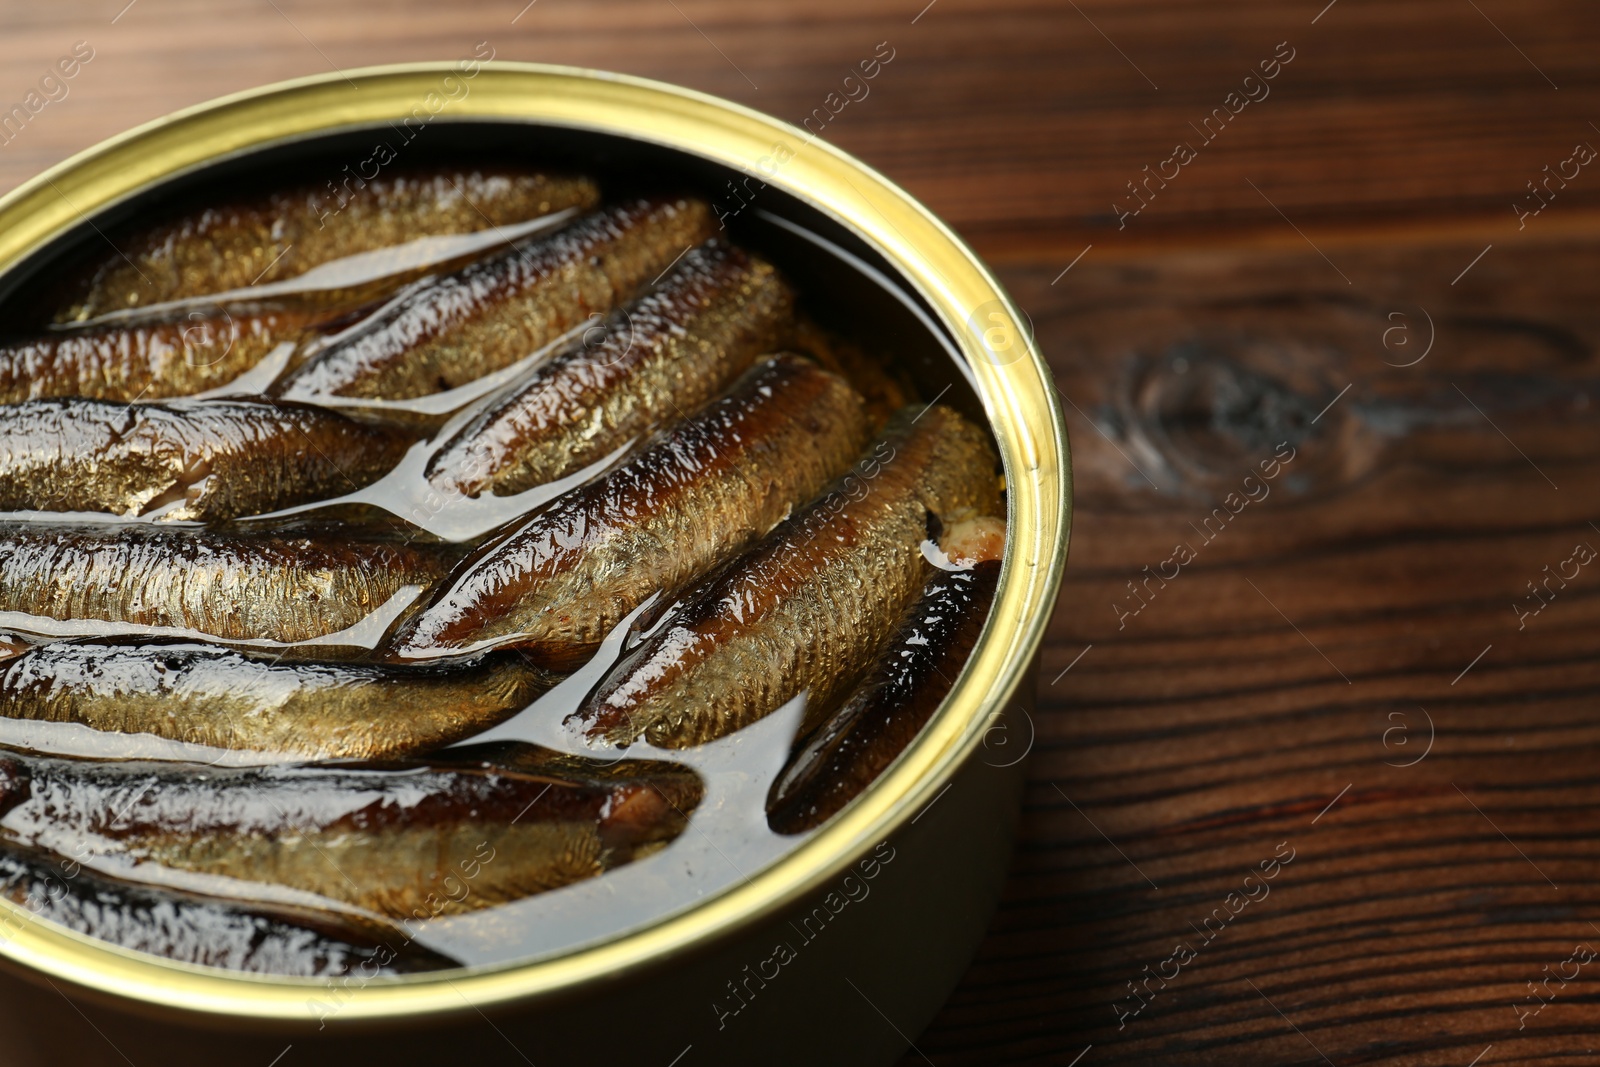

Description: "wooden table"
4 2 1599 1063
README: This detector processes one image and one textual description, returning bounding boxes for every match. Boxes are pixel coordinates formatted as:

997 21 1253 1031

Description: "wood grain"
967 233 1600 1066
5 0 1600 255
1 1 1598 1065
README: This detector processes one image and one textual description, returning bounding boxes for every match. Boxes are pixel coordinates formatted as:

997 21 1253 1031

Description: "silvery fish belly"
0 520 454 642
0 640 556 761
0 747 702 920
0 397 414 520
61 166 600 320
0 302 331 403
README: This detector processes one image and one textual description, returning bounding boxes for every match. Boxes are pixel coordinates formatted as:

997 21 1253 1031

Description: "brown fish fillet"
0 747 701 920
0 520 453 642
0 641 555 760
277 198 717 400
425 240 793 496
574 405 1002 748
0 841 458 976
0 397 416 521
787 316 913 429
394 355 869 667
767 560 1001 834
61 167 599 320
0 303 332 404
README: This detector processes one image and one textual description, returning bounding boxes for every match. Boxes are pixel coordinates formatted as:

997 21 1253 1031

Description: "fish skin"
0 841 457 976
394 355 869 667
0 747 701 920
0 304 329 404
0 397 416 521
766 561 1001 835
0 520 453 642
0 641 556 760
277 198 718 400
61 168 600 320
787 316 913 430
425 240 794 496
574 404 1002 749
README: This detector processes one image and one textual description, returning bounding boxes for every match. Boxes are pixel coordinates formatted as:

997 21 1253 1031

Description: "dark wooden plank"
4 1 1600 254
920 234 1600 1065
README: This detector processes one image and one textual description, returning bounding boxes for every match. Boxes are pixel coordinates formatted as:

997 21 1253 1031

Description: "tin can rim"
0 61 1072 1024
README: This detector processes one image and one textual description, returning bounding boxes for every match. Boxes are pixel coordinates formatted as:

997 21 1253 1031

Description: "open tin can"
0 63 1069 1066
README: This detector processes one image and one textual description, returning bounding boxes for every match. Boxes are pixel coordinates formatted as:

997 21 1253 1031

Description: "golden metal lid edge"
0 61 1071 1024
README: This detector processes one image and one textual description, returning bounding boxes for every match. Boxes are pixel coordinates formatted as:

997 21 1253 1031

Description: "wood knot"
1113 329 1380 499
